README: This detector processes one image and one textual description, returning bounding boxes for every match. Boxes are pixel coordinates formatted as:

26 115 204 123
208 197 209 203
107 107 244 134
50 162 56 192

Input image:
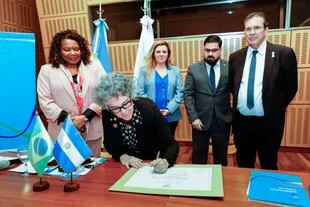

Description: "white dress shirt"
237 40 267 116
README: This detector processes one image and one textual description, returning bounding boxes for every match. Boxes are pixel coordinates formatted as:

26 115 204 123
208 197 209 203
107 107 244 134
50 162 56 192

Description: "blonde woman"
137 41 184 136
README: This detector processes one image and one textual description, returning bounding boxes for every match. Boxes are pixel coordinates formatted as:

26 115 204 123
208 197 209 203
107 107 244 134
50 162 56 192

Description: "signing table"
0 160 309 207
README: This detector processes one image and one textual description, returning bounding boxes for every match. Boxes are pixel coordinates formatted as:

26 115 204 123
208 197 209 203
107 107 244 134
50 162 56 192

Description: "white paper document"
9 161 36 174
9 157 105 177
0 156 18 161
45 167 91 176
124 166 212 191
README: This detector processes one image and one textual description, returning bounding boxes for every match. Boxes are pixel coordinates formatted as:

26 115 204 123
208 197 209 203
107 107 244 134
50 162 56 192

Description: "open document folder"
110 164 223 197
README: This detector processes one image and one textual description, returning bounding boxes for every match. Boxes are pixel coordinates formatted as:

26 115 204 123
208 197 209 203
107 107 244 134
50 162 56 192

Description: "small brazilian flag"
28 116 53 176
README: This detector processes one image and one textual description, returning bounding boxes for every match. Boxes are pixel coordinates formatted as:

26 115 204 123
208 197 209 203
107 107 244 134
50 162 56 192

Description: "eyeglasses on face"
244 26 264 33
107 99 133 114
204 48 220 53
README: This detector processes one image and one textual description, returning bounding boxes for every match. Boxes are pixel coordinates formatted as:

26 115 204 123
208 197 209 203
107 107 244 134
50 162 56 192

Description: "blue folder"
247 170 310 206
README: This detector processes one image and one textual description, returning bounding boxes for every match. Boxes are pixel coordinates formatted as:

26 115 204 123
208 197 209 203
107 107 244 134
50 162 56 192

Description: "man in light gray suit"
184 35 232 165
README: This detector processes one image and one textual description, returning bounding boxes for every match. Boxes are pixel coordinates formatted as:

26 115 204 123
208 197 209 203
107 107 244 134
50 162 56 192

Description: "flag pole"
97 0 103 19
64 172 80 192
142 0 149 16
29 115 51 192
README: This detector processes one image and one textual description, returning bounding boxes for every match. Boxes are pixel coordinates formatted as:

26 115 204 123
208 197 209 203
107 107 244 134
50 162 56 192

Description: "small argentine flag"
53 117 92 174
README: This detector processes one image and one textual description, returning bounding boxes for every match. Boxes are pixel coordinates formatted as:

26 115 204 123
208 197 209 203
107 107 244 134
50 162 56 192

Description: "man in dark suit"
184 35 232 165
229 12 298 170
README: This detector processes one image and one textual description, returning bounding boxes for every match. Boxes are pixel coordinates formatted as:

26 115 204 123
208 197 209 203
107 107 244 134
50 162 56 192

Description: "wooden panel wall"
286 29 310 147
109 41 138 75
292 29 310 68
175 104 191 142
35 0 91 63
0 0 45 74
285 105 310 147
87 0 138 6
34 0 310 148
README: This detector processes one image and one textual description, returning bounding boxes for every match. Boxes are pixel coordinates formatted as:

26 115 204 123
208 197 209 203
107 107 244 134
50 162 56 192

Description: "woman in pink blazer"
37 30 103 157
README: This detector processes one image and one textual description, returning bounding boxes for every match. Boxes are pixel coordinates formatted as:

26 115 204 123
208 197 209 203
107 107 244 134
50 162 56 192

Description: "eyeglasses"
107 99 133 114
244 26 264 33
204 48 220 53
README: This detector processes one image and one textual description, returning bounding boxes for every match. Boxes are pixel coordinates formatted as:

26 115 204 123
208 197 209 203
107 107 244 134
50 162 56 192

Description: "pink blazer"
37 62 103 142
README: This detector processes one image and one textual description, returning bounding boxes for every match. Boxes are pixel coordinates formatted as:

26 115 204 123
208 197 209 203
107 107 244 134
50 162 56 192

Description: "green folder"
109 164 224 197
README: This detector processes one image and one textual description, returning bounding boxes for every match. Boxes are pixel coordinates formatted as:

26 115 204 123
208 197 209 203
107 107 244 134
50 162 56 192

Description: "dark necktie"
247 50 258 109
209 64 215 91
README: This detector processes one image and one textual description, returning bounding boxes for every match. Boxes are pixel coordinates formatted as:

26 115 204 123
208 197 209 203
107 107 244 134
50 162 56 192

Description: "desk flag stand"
33 176 49 192
64 173 80 192
28 115 53 192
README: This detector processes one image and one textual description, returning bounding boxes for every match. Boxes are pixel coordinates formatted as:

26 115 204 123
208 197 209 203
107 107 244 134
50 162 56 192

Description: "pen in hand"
150 152 169 174
150 152 160 172
156 151 160 160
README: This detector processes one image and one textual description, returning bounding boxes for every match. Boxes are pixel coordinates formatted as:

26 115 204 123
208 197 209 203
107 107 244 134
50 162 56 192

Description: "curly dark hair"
48 29 91 68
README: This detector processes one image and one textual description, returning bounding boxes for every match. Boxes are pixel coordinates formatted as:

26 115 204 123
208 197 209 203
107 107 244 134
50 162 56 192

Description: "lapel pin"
271 51 275 58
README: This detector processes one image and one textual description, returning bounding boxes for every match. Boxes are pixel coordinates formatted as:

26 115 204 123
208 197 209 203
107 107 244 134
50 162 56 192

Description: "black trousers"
192 117 230 166
233 110 284 170
167 121 179 137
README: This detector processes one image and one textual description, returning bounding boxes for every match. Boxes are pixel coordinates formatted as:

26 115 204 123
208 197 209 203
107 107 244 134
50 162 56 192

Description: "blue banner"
0 32 36 151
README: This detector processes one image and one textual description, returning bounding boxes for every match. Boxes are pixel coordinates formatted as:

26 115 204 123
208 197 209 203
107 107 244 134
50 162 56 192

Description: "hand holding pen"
150 152 169 174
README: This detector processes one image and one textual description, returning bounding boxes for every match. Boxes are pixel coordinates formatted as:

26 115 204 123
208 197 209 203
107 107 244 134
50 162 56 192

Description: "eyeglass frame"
107 98 133 114
204 48 220 53
244 26 265 34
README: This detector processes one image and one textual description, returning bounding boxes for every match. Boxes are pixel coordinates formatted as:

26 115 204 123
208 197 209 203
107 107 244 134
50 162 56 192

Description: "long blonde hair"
146 41 172 77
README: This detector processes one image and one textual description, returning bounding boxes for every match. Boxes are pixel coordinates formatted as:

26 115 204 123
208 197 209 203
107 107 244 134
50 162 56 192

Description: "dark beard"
204 57 220 66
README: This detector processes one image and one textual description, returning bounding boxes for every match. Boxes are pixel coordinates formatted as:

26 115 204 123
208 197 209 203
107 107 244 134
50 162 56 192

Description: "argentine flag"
91 18 112 74
53 117 92 174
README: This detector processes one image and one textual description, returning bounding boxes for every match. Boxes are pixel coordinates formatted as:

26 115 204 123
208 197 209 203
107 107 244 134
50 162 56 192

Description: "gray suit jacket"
184 59 232 131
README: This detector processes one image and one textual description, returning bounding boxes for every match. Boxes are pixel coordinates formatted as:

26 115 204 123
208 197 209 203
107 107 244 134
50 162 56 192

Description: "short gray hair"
92 73 136 108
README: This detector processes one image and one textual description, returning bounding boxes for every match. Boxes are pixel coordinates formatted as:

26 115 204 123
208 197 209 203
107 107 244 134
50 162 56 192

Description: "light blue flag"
92 18 112 74
53 117 92 174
